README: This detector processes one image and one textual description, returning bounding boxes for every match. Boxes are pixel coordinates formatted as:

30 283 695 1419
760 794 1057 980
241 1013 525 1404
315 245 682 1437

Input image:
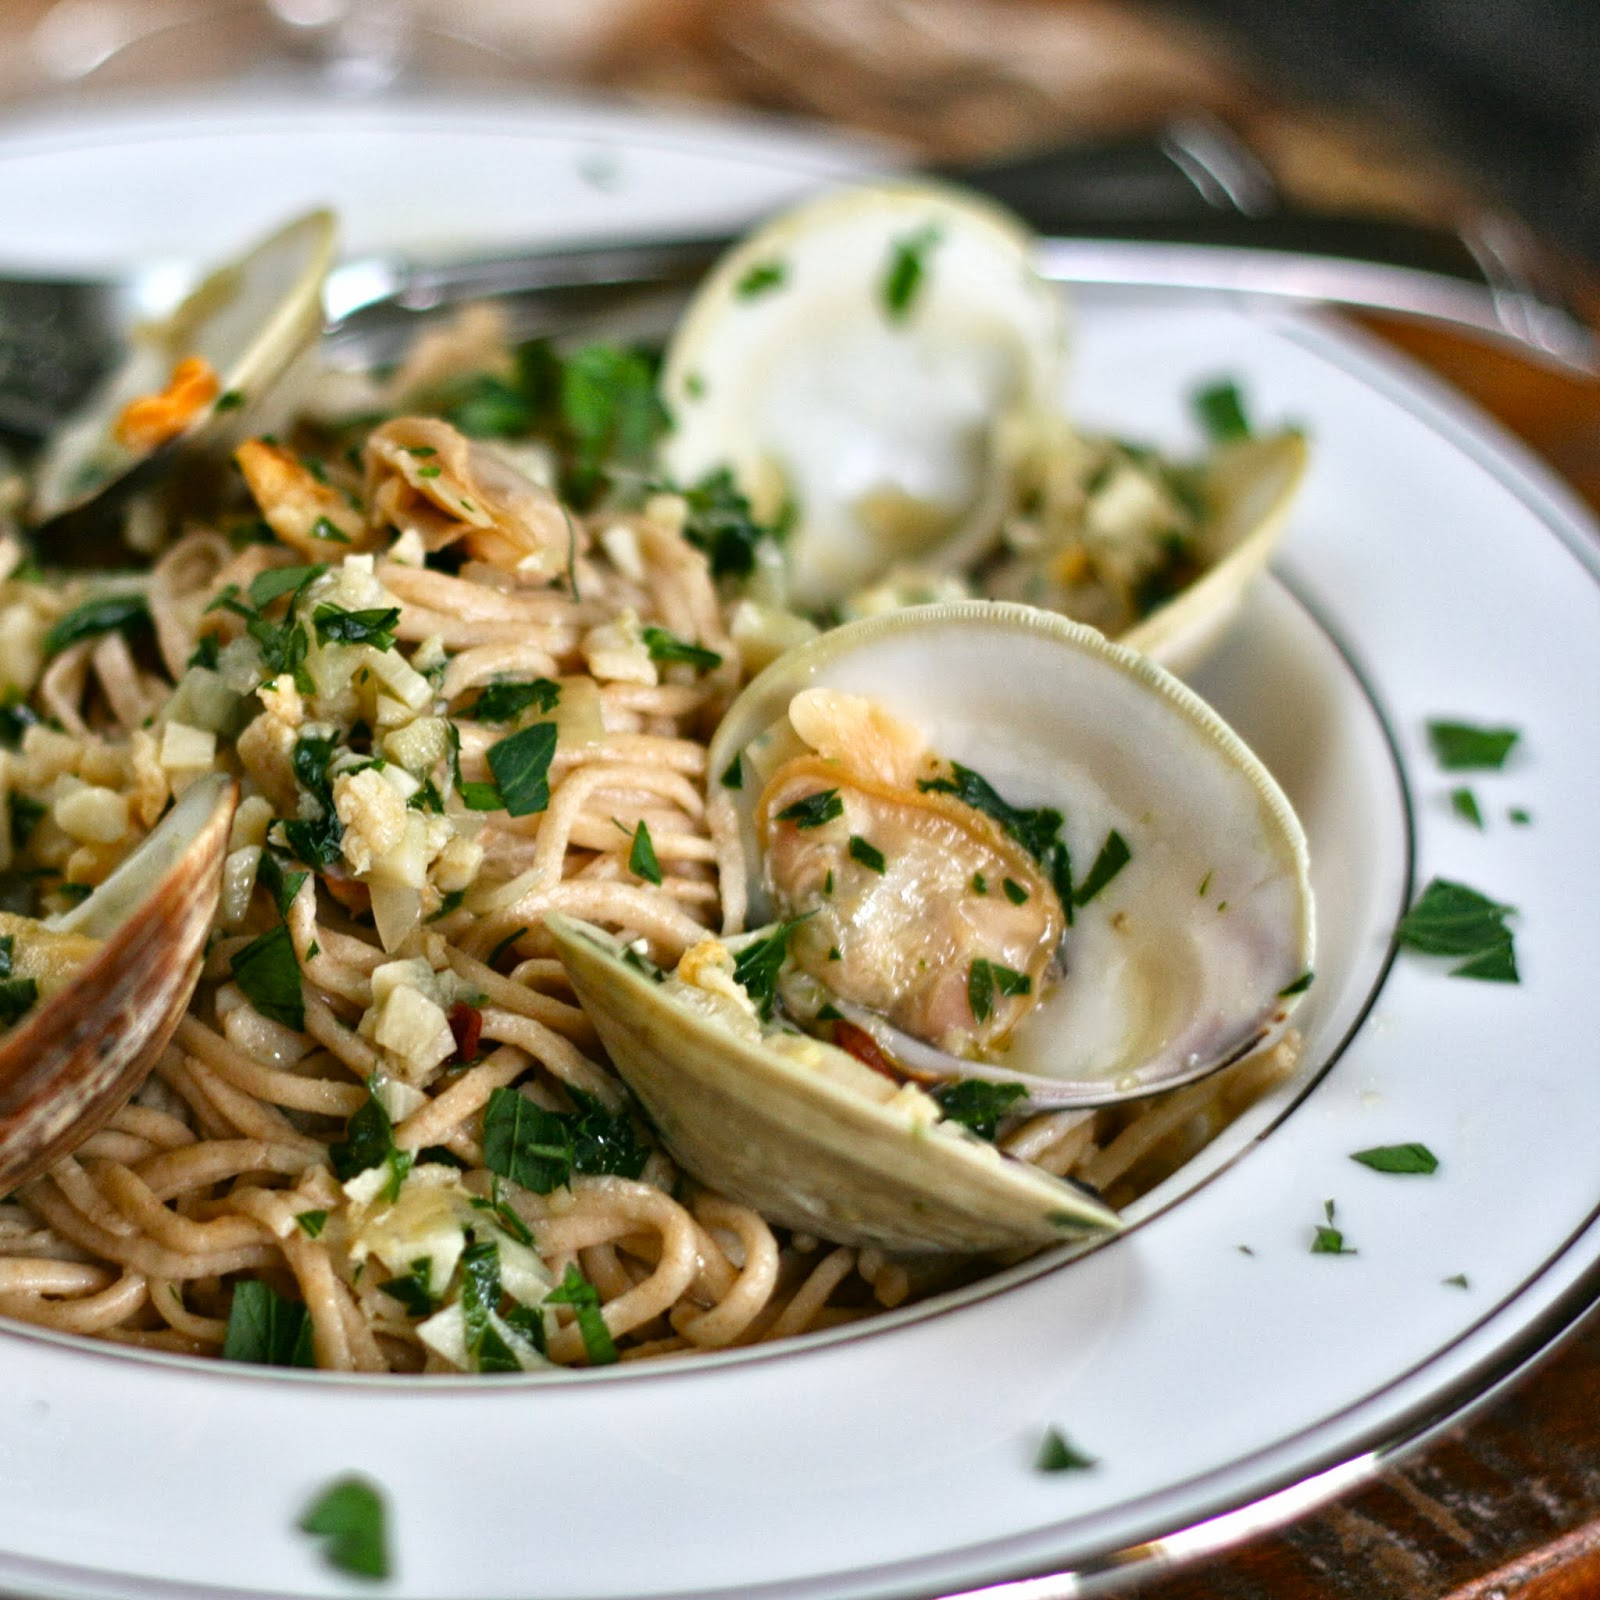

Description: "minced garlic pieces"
581 608 656 685
358 957 463 1084
157 721 216 792
334 768 408 876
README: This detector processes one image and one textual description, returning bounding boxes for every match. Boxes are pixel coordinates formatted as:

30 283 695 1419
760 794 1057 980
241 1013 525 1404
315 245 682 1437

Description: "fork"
0 119 1590 441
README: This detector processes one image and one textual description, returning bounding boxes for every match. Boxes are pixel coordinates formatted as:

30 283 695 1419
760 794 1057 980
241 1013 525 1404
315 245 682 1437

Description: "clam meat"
548 601 1313 1252
31 210 337 524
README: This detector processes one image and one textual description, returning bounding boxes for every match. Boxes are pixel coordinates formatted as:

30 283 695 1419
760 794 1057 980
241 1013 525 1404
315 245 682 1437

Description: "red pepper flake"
448 1002 483 1064
832 1019 902 1082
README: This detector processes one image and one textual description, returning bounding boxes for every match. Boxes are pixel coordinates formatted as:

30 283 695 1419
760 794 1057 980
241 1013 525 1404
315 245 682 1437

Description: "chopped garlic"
158 720 217 777
256 674 303 728
334 767 408 875
228 793 275 852
219 844 262 927
581 609 656 685
53 781 129 845
387 527 427 567
360 957 458 1081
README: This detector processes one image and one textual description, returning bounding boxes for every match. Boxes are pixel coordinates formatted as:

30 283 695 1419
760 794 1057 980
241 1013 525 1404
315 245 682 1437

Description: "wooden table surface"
3 1 1599 1595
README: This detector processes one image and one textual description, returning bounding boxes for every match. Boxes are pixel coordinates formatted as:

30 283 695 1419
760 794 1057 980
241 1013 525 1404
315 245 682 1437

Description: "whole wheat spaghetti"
0 318 1297 1372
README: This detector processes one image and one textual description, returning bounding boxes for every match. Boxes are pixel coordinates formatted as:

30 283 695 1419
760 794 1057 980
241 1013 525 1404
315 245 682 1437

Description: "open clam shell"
1120 431 1308 675
661 179 1308 674
661 181 1069 612
709 601 1314 1109
545 913 1120 1255
0 771 236 1189
31 209 337 523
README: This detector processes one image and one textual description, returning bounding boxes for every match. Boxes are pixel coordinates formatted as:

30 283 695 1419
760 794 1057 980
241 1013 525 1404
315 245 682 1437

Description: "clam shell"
31 209 337 523
545 913 1120 1255
709 601 1314 1107
661 181 1069 611
0 772 236 1189
1122 431 1308 675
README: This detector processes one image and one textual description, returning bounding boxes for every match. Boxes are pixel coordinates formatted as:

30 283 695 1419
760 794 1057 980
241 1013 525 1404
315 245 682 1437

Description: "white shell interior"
662 183 1067 610
711 603 1314 1101
31 208 336 521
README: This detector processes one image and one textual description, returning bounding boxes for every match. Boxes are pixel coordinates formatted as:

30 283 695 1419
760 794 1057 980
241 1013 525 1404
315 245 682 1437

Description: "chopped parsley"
720 753 743 790
230 922 304 1032
1073 830 1130 908
214 389 245 412
256 851 308 919
546 1262 618 1366
43 593 150 659
559 343 670 508
628 819 662 885
297 1476 391 1581
775 789 843 830
248 564 326 608
882 224 941 322
377 1261 436 1319
967 959 1031 1025
677 466 781 580
329 1092 413 1203
481 1085 649 1195
295 1209 328 1238
847 835 886 874
485 721 559 817
641 625 721 672
9 793 44 849
0 973 36 1027
0 695 38 748
1350 1142 1439 1175
1450 787 1484 828
487 926 527 967
428 887 466 921
458 1239 527 1373
972 873 988 895
222 1278 314 1368
208 564 325 694
1002 877 1029 905
1035 1427 1097 1473
483 1094 570 1192
736 260 787 298
1192 377 1252 442
933 1079 1028 1140
310 515 350 543
471 678 561 724
918 763 1073 919
1444 1273 1471 1289
0 935 37 1026
279 734 343 868
1426 719 1520 771
1394 877 1518 982
1311 1198 1356 1255
312 604 400 651
186 634 220 671
732 920 803 1021
1278 970 1314 997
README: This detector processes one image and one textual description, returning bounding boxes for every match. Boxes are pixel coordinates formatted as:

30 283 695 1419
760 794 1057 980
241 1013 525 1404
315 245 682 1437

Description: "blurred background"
0 0 1594 268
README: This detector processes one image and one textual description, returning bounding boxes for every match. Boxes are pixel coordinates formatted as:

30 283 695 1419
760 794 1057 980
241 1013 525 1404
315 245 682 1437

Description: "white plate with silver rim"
0 92 1596 1600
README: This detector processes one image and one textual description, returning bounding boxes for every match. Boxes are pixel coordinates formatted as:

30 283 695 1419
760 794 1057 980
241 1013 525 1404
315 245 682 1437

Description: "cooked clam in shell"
661 180 1305 673
31 210 336 523
549 602 1313 1252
